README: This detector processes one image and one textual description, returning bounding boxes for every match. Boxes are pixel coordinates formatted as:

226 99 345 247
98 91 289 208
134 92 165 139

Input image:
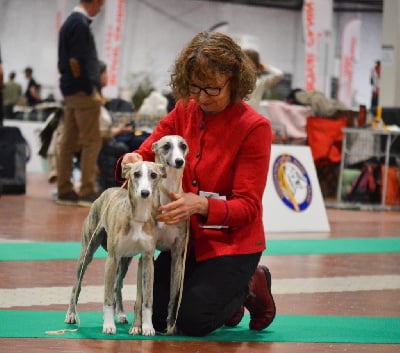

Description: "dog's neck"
133 198 153 223
159 166 184 206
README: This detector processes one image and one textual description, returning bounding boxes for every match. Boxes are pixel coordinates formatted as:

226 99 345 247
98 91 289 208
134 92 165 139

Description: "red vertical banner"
302 0 333 94
337 19 361 108
103 0 125 98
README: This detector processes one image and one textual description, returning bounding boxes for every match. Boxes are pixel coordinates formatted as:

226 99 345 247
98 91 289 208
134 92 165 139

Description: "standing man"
4 72 22 118
370 60 380 110
24 67 41 106
57 0 105 206
0 45 4 126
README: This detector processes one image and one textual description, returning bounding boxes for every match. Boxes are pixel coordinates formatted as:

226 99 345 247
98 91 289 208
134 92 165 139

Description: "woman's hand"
121 152 143 167
157 192 209 225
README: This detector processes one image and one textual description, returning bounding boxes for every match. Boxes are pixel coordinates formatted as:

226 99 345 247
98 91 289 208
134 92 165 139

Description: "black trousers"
371 93 378 110
152 250 261 337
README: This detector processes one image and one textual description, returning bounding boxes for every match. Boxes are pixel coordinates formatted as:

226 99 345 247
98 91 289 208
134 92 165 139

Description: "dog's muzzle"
141 190 151 198
174 159 185 168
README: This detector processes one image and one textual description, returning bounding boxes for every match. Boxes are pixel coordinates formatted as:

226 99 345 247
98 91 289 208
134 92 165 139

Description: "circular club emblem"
272 154 312 212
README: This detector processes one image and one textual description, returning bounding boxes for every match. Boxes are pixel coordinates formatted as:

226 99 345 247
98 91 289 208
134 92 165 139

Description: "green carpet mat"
0 311 398 343
1 237 400 261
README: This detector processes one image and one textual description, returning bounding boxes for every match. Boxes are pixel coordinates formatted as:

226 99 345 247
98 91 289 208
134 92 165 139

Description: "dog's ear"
151 141 158 153
121 163 135 179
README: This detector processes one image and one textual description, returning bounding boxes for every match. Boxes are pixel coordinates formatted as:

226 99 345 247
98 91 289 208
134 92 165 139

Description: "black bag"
115 131 150 151
0 126 27 194
97 138 129 190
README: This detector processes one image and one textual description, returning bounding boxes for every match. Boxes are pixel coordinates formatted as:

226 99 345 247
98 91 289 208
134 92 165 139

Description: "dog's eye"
150 172 158 179
162 142 171 151
133 171 141 178
179 142 187 151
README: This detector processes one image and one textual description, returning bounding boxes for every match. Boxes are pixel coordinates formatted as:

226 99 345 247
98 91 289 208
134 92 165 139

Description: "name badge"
199 191 228 229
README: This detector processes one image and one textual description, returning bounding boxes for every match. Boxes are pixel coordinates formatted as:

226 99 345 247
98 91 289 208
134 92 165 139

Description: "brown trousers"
57 91 102 197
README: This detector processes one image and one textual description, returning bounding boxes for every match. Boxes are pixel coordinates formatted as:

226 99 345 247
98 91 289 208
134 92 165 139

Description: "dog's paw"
166 324 177 335
117 312 128 324
103 305 116 334
102 323 117 334
64 310 77 324
141 323 156 336
129 325 142 335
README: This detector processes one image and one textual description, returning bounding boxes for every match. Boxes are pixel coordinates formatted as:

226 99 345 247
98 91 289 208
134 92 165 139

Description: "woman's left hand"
157 192 209 225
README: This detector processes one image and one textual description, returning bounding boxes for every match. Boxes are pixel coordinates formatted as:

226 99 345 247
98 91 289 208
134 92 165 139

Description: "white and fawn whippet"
148 135 189 335
65 161 166 336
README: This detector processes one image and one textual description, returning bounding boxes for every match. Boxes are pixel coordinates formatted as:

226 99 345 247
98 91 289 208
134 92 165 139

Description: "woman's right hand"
121 152 143 168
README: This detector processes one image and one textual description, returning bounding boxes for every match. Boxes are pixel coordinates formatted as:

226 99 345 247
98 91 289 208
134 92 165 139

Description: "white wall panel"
0 0 382 109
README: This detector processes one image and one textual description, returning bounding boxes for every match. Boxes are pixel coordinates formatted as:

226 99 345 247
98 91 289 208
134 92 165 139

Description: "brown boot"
244 265 276 330
224 305 244 327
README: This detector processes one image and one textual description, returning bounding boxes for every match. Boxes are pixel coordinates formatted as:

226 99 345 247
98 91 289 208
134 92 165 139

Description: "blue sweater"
58 11 100 96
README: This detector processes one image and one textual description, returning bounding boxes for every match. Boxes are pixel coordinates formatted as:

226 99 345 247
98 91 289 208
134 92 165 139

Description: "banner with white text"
302 0 333 95
103 0 125 98
337 19 361 108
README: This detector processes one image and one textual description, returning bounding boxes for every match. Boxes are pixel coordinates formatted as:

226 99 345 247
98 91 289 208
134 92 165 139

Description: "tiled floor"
0 172 399 353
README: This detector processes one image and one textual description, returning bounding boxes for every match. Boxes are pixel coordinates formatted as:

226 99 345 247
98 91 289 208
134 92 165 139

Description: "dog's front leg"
103 256 119 334
139 253 155 336
65 225 103 324
166 247 183 335
130 257 143 335
115 257 132 324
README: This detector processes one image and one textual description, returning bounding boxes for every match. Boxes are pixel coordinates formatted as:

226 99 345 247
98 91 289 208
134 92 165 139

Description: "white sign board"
263 145 330 232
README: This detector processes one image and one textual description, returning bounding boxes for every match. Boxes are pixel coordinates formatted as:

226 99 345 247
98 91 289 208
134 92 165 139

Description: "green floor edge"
1 237 400 261
0 311 399 344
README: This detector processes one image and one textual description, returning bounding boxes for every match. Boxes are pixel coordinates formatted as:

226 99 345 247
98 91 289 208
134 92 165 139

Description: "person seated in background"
97 60 134 141
244 49 284 113
96 61 150 191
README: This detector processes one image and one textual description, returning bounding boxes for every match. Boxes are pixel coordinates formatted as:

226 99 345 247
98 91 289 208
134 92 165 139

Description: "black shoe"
78 192 99 207
56 191 79 206
244 265 276 331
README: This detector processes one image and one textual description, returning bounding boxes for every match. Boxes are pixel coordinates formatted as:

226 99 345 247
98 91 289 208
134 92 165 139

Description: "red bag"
306 117 347 166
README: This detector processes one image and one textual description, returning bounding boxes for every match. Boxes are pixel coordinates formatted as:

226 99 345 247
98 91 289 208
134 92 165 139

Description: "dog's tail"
45 314 81 335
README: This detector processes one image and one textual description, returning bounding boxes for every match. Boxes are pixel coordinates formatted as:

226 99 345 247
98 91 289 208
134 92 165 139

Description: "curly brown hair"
170 32 256 103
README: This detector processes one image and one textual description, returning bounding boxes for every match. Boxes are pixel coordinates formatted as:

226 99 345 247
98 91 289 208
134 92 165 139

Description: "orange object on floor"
381 165 400 205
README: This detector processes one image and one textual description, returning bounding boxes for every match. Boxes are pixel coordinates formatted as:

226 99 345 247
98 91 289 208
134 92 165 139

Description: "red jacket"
116 99 272 261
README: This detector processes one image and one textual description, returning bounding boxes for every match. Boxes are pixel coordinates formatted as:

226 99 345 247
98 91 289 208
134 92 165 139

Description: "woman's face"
189 72 231 115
